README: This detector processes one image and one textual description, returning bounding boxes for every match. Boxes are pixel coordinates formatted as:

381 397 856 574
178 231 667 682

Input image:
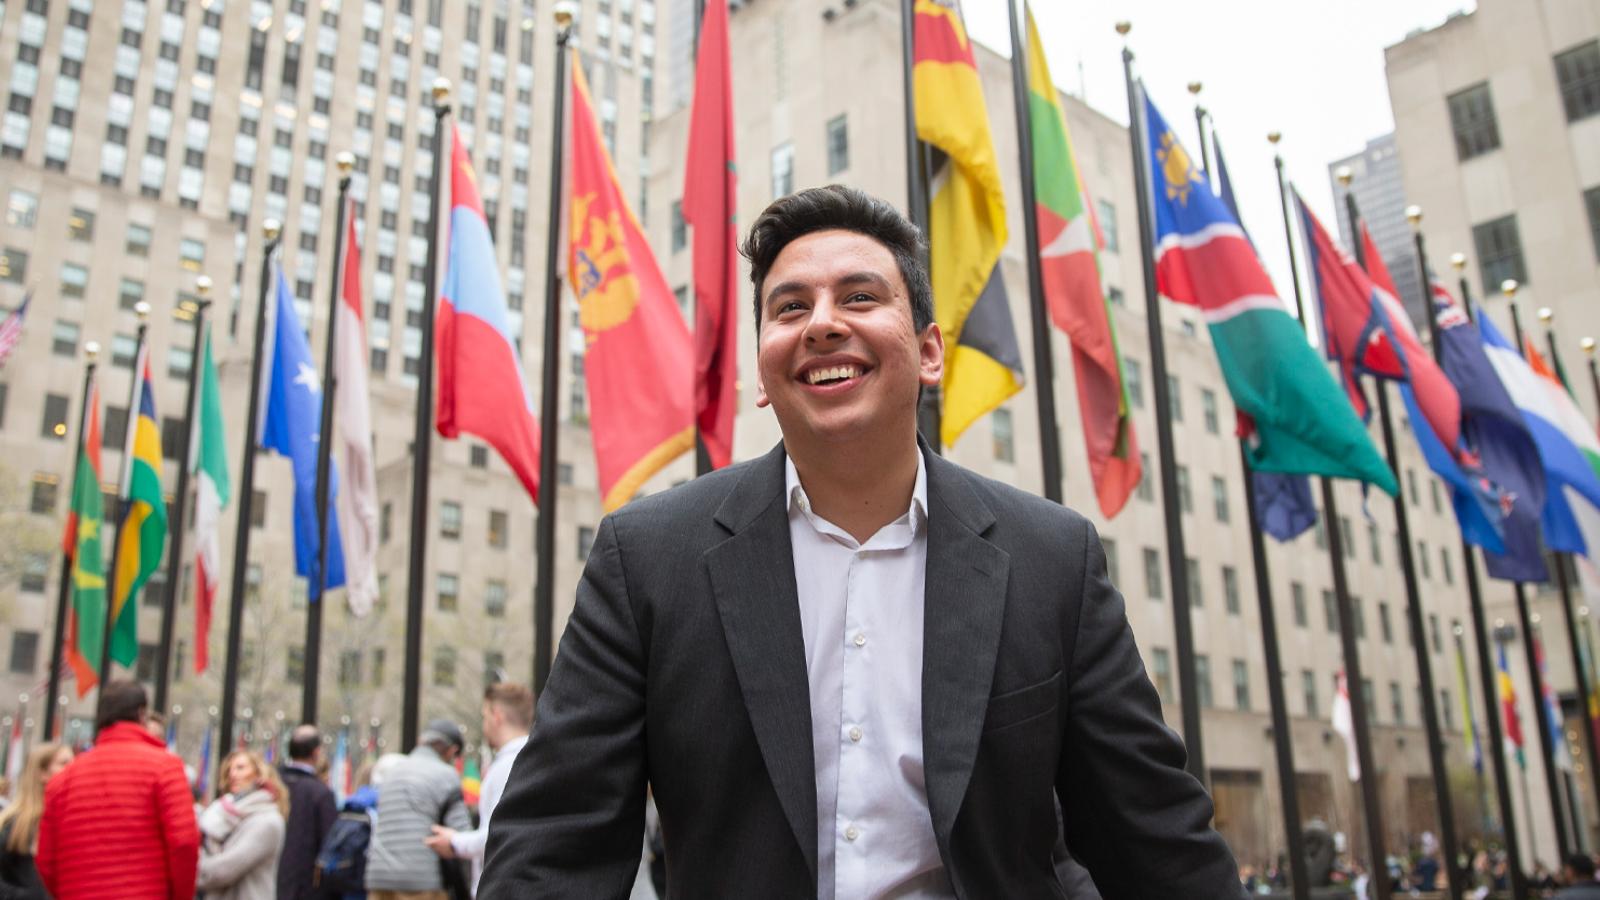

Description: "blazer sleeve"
1055 521 1244 898
479 515 647 899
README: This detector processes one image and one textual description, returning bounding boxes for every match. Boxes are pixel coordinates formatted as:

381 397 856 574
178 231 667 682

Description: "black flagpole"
305 156 354 726
534 9 575 695
155 278 213 714
1501 281 1575 859
403 82 453 752
1336 180 1462 897
1277 174 1387 898
1004 0 1061 504
692 0 712 477
1585 337 1600 421
97 306 152 700
44 347 99 739
1537 308 1600 818
219 221 282 764
1118 24 1204 784
900 0 939 452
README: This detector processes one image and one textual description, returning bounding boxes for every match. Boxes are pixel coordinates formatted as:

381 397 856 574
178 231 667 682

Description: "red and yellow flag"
567 52 694 510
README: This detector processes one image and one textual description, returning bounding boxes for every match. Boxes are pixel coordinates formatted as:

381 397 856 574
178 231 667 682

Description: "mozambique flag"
914 0 1023 446
63 374 105 696
567 50 695 510
111 348 166 667
1023 6 1138 517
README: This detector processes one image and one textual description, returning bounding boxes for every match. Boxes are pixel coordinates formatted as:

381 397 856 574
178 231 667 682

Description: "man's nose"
804 295 849 343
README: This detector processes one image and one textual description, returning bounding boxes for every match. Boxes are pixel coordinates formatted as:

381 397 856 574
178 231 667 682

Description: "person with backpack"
279 725 339 899
365 721 472 900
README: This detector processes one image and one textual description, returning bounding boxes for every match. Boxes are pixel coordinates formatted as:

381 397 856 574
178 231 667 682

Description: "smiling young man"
478 185 1242 899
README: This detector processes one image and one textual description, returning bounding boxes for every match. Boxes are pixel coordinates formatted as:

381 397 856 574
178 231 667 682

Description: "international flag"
1331 670 1359 781
1534 633 1572 771
334 199 380 617
1141 94 1395 494
682 0 738 471
1498 640 1525 770
330 728 350 804
262 262 346 591
914 0 1023 446
1478 313 1600 555
109 348 167 666
567 52 695 510
461 754 481 807
194 720 214 793
192 324 230 672
1454 638 1483 773
436 124 542 504
1431 282 1547 582
1579 605 1600 755
1023 5 1138 517
0 291 30 367
63 374 104 696
1211 129 1315 542
165 716 178 751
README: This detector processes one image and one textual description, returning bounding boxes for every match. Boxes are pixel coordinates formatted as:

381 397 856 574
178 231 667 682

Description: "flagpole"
404 81 453 752
1456 627 1496 834
44 344 99 739
1536 305 1600 819
1118 23 1205 785
1003 0 1061 504
1336 180 1463 896
154 277 213 715
1274 164 1387 899
1584 337 1600 419
534 5 576 695
220 220 282 763
1188 82 1210 176
691 0 711 478
1497 277 1576 858
900 0 939 453
305 155 355 727
98 302 151 700
1446 248 1529 890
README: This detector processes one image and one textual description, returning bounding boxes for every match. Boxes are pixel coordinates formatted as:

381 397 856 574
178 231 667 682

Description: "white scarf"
200 786 278 847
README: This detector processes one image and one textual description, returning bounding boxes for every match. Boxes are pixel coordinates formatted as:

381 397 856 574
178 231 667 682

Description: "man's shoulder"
606 454 767 533
932 456 1092 537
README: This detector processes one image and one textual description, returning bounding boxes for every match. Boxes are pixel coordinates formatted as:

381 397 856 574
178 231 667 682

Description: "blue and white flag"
262 262 345 593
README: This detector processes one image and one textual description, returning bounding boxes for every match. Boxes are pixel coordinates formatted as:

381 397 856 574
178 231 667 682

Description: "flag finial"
1267 131 1281 145
1501 279 1519 299
85 340 100 361
431 77 452 107
1335 166 1353 186
1114 21 1131 36
1406 205 1422 229
135 300 152 322
1451 252 1467 271
554 1 577 31
1583 337 1596 357
263 219 282 241
1539 306 1553 325
335 151 356 177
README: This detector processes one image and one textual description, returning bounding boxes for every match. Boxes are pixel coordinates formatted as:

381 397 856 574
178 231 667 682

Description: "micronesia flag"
262 261 346 592
1433 282 1547 582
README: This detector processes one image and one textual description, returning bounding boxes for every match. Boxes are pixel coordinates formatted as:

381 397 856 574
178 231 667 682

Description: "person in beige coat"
197 750 289 900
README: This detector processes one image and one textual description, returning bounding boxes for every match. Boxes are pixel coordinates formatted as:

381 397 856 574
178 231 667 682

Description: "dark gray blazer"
480 443 1242 899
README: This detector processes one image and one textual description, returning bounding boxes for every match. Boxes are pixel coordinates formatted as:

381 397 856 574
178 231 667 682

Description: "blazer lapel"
704 443 819 883
920 450 1011 847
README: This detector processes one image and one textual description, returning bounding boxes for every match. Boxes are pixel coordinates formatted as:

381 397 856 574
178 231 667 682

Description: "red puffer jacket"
36 721 200 900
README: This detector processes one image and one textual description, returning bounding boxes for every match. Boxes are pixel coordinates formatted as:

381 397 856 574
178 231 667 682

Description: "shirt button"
849 726 863 742
845 825 860 842
853 633 867 647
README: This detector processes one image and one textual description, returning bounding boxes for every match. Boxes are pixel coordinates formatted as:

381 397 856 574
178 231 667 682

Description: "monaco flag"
334 200 380 616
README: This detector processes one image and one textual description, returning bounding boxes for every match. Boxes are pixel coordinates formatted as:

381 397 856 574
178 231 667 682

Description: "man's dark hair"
739 184 932 335
95 678 148 731
288 724 321 761
1568 852 1596 879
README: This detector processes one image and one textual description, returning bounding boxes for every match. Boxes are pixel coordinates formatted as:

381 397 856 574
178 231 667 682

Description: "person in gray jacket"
197 749 288 900
365 720 473 900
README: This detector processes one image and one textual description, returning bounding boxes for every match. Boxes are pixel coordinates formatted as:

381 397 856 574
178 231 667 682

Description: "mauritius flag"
110 347 167 667
1024 6 1138 518
1142 92 1394 494
64 374 105 696
436 124 542 504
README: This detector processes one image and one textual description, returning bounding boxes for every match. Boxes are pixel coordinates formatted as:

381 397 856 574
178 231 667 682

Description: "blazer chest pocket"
983 670 1061 733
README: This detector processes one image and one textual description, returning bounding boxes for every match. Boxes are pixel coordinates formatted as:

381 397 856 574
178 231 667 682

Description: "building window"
287 646 305 684
371 647 386 685
1368 522 1383 565
1340 516 1355 559
1102 537 1119 586
1352 596 1365 639
437 572 459 612
5 189 37 228
991 408 1014 463
1166 374 1182 421
380 502 392 543
52 320 80 357
1302 669 1318 717
1430 614 1443 654
1136 452 1153 502
0 248 28 284
1124 357 1143 408
112 334 138 368
1186 557 1202 607
433 645 456 686
669 200 686 254
488 509 509 548
1322 589 1338 634
1175 465 1192 514
338 650 362 686
1379 601 1393 644
1586 186 1600 264
134 643 160 682
119 278 145 311
1222 565 1240 615
440 501 462 539
29 474 59 514
41 393 69 439
8 630 39 674
1094 198 1119 253
251 490 267 528
1152 647 1174 704
1291 582 1307 628
1232 659 1250 711
1555 40 1600 122
578 525 596 560
59 262 89 299
826 114 849 175
770 142 794 199
1419 540 1432 579
67 208 94 241
1211 476 1229 523
1441 546 1454 585
1390 681 1405 725
1195 655 1213 709
21 553 48 592
485 580 507 618
1447 82 1500 161
1143 547 1162 600
1201 388 1218 435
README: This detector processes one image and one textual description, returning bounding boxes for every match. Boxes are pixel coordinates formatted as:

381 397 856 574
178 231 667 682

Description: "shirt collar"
785 451 927 535
494 733 529 762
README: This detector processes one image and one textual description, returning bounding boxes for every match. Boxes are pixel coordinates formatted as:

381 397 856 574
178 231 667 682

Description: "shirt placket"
835 547 869 892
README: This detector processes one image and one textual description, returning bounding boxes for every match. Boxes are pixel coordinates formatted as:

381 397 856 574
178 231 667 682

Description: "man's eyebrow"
764 271 893 307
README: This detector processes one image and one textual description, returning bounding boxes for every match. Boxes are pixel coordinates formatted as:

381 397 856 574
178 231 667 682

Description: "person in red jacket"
36 678 200 900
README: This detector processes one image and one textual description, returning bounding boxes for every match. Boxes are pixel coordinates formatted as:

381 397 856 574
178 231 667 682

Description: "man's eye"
845 292 874 304
777 301 806 314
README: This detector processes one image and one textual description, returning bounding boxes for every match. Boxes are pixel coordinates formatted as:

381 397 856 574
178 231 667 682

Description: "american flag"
0 292 31 367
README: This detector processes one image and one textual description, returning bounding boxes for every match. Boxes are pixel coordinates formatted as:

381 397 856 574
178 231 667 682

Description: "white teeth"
806 364 861 385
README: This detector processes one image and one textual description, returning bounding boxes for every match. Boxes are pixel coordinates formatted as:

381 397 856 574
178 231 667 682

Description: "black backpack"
314 805 375 894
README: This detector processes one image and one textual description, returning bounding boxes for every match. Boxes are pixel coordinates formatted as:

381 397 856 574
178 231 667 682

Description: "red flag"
683 0 738 470
568 52 695 510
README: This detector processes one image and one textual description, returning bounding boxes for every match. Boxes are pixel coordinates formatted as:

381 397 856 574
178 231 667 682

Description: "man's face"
755 229 942 447
481 701 502 745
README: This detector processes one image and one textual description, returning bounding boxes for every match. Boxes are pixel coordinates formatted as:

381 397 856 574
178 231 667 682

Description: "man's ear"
755 377 769 408
918 323 944 387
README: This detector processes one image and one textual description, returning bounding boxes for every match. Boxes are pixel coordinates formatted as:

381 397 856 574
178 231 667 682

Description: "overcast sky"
959 0 1475 312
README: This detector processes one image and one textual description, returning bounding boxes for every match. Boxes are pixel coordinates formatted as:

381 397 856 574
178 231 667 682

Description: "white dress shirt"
450 733 529 895
786 454 954 900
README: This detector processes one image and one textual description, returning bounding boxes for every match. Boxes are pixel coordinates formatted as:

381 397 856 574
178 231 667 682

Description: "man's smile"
795 355 874 394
